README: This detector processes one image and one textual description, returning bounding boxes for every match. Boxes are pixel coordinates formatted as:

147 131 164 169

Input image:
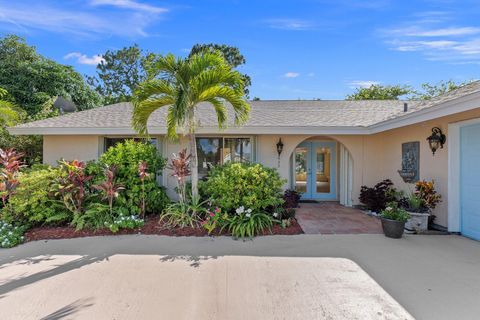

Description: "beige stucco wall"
43 135 101 165
369 108 480 227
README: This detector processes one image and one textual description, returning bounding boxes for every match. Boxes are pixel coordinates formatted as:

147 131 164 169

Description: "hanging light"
426 127 446 155
276 138 284 157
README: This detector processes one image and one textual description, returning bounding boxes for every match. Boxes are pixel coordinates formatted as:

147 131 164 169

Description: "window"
196 137 253 175
104 137 157 152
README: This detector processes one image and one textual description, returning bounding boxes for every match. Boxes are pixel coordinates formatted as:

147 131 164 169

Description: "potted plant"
400 180 442 232
402 193 430 232
380 202 410 239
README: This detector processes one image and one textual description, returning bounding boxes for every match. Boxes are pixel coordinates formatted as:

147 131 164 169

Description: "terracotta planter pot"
381 218 406 239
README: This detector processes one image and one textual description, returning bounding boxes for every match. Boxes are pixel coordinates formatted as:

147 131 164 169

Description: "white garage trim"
448 117 480 232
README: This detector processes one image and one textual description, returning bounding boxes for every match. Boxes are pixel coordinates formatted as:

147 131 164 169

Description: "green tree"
0 87 44 165
132 52 250 197
87 44 156 104
0 88 21 127
412 80 473 100
190 43 251 96
347 84 412 100
0 35 102 116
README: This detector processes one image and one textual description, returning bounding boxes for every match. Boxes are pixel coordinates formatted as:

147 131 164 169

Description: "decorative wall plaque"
398 141 419 183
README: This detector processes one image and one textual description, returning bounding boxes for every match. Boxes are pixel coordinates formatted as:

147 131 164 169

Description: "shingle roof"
11 81 480 134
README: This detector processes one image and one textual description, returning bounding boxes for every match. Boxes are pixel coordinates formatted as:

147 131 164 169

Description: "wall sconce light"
276 138 284 157
426 127 446 155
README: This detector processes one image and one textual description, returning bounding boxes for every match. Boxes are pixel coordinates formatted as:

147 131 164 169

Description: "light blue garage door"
460 123 480 240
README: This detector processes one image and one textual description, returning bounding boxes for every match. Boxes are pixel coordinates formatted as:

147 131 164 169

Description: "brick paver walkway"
296 202 382 234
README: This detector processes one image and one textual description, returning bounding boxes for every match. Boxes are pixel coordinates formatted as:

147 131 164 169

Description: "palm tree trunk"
189 132 198 199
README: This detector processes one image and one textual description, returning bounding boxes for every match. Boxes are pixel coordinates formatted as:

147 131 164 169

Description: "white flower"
245 213 251 218
386 207 393 211
236 206 245 214
273 212 278 218
246 208 252 213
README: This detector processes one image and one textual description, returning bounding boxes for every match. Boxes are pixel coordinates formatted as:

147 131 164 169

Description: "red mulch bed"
24 216 303 242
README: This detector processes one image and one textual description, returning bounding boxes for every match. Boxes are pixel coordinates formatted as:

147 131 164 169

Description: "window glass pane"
196 138 222 175
223 138 252 163
295 147 308 193
315 147 331 193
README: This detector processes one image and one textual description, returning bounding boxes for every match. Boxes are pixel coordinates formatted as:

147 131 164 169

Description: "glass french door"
294 141 336 199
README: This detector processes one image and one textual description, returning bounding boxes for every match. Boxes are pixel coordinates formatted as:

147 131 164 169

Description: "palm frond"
190 67 244 96
188 51 226 77
205 98 228 128
166 106 179 140
198 86 250 125
132 95 174 135
132 79 175 102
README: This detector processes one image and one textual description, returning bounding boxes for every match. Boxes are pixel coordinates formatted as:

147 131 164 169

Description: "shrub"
359 179 397 212
222 210 273 239
0 148 24 209
415 180 441 211
283 189 301 208
201 207 228 235
2 166 69 225
380 202 410 222
99 140 169 215
160 196 208 228
0 220 26 248
199 162 285 213
55 160 93 215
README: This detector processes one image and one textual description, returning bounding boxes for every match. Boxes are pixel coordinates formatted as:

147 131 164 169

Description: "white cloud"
393 26 480 37
284 72 300 78
0 1 168 37
64 52 105 65
90 0 167 14
266 19 314 31
381 11 480 64
307 72 315 77
349 80 380 88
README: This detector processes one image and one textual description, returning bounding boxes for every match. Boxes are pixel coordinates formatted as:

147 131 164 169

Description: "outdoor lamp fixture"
276 138 284 157
426 127 446 155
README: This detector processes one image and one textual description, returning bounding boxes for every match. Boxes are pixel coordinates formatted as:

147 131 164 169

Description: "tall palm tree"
132 52 250 198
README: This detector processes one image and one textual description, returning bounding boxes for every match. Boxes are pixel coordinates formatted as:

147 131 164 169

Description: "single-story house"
9 82 480 240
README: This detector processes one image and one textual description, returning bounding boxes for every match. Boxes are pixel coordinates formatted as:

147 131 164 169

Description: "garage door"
460 123 480 240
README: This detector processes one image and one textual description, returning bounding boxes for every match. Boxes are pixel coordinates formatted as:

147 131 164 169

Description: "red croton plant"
138 161 149 218
92 165 124 216
0 148 25 208
56 160 93 215
167 149 191 204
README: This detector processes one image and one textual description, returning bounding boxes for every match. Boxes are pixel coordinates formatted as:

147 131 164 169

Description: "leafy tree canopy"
411 80 473 100
189 43 251 96
87 44 156 105
346 84 412 100
347 80 473 101
0 35 102 115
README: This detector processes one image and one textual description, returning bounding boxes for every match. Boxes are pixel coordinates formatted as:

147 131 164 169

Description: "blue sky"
1 0 480 99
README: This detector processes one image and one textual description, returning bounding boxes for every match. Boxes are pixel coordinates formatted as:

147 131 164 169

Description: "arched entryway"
290 136 353 206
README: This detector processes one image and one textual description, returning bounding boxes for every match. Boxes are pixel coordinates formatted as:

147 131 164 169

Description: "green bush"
199 162 285 213
98 140 169 215
2 166 69 225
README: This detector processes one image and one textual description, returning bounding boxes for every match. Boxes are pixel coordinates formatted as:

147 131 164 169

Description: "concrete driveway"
1 234 479 319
